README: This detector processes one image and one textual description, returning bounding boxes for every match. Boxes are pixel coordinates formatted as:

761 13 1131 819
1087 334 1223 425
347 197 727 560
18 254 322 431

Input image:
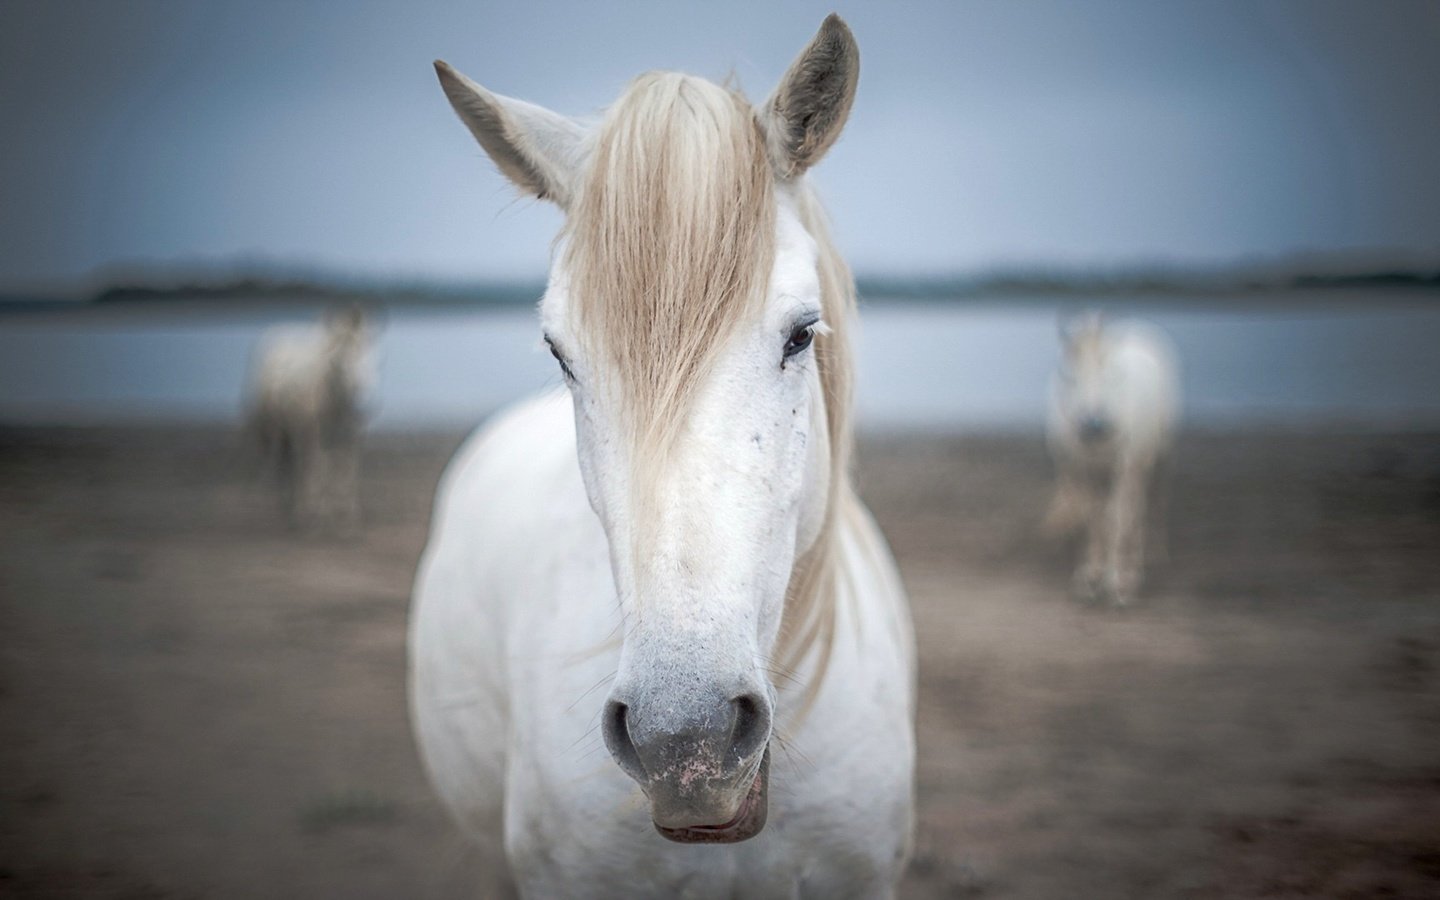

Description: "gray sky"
2 0 1439 289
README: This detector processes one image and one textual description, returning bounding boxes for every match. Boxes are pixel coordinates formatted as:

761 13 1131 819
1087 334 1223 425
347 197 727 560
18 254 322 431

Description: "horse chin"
653 750 769 845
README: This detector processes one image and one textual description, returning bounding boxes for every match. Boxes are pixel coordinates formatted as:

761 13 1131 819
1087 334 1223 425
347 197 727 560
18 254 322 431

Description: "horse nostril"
602 699 646 783
1079 415 1111 442
728 692 770 763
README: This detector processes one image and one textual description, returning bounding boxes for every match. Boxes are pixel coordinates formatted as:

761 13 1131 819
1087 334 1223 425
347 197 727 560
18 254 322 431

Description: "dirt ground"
1 425 1438 899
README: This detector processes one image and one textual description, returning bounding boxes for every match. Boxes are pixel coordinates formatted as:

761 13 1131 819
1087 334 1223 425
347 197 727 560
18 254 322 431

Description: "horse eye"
545 338 575 382
783 323 815 359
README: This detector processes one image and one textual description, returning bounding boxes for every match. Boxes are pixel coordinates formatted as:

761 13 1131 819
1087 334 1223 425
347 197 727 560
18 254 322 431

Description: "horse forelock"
563 72 774 455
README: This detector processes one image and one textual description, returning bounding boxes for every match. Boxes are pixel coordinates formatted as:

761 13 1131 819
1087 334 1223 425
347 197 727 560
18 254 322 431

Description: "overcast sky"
2 0 1439 289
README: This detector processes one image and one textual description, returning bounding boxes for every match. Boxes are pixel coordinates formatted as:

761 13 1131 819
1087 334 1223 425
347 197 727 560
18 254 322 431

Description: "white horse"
410 16 915 898
1045 313 1179 605
245 306 373 529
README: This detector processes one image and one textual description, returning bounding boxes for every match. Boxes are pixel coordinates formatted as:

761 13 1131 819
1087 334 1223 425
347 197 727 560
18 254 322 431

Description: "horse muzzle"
602 684 773 843
1078 413 1114 444
652 749 769 844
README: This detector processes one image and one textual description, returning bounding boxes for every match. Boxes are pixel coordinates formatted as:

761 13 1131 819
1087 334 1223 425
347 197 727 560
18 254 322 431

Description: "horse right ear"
434 60 588 208
761 14 861 180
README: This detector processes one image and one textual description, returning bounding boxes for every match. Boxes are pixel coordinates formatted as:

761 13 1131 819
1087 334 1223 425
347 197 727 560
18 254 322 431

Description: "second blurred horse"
246 307 374 530
1046 313 1179 605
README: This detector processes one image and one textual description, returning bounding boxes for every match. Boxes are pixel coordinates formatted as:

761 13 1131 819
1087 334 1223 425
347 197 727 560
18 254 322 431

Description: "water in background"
2 291 1439 431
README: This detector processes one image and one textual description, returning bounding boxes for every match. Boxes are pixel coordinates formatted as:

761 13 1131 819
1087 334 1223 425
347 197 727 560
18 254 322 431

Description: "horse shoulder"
410 390 601 836
413 387 584 664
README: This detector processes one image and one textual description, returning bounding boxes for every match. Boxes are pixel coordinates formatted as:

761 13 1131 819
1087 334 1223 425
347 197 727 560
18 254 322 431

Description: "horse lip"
653 749 769 845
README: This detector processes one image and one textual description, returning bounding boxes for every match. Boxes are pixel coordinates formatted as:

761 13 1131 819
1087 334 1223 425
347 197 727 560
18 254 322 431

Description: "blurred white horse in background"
1046 313 1179 605
246 306 374 529
411 15 916 898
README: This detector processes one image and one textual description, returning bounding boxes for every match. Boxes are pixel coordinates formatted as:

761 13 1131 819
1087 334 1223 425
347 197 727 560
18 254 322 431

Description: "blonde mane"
562 71 856 689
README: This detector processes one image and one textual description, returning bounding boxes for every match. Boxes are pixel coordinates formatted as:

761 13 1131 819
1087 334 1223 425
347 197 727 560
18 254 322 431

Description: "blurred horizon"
3 0 1440 293
3 245 1439 308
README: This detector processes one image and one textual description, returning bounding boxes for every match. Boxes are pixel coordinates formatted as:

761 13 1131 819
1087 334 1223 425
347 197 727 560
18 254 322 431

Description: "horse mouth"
653 750 769 845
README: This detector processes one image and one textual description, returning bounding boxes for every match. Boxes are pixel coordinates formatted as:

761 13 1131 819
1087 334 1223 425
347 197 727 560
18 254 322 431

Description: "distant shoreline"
2 262 1438 312
2 278 1438 320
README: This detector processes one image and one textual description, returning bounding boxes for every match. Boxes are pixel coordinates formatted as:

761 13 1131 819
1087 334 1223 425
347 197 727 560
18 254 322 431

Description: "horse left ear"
762 14 860 180
435 60 588 208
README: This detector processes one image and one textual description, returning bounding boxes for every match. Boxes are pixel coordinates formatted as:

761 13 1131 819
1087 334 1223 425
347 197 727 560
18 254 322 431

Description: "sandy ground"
1 425 1438 898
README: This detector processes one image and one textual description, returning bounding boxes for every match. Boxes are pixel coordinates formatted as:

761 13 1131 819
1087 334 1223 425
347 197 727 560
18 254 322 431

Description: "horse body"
246 308 372 527
410 16 915 898
1046 315 1179 604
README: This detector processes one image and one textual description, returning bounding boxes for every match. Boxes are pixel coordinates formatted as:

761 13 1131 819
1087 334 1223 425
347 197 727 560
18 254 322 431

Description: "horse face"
539 197 830 840
1058 315 1117 446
